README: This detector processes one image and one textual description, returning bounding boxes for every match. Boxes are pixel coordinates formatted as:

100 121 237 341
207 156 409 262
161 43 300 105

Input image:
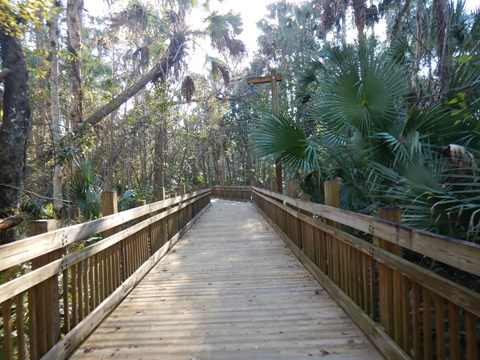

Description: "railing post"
324 180 341 208
153 187 168 250
155 187 165 201
179 184 186 195
287 180 295 198
134 200 150 260
101 191 118 236
29 219 61 359
375 206 402 342
323 180 341 285
101 191 122 285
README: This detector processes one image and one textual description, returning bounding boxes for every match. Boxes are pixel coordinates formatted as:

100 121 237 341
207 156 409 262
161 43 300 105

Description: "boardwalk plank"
71 199 383 359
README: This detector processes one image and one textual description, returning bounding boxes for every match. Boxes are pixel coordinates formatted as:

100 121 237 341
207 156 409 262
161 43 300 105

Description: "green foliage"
252 38 480 241
69 157 102 220
205 11 245 57
20 200 54 219
118 189 141 211
252 113 319 172
0 0 52 36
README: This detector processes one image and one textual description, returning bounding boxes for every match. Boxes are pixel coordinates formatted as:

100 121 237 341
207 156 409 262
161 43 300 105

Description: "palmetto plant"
70 157 102 221
252 42 480 241
252 113 319 172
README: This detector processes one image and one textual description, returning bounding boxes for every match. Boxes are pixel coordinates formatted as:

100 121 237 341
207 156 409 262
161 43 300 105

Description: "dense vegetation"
0 0 479 243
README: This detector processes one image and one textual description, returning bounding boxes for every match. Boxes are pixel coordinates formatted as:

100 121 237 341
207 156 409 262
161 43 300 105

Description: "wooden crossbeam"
246 74 282 85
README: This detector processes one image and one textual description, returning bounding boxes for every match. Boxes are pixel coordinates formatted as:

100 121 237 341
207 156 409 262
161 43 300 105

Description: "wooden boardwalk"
71 199 383 359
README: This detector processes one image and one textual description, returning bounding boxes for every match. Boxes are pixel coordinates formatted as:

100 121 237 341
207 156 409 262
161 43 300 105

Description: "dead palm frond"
181 75 195 103
211 58 230 85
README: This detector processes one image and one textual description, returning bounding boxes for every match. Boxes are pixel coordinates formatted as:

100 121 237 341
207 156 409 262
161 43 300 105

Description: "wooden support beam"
179 184 186 195
101 191 118 238
287 180 295 198
247 74 282 85
248 74 283 193
375 206 402 342
29 220 61 359
155 187 165 201
324 180 341 208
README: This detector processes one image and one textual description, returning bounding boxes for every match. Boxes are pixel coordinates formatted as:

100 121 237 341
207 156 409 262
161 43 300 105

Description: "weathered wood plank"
0 193 210 303
253 189 480 316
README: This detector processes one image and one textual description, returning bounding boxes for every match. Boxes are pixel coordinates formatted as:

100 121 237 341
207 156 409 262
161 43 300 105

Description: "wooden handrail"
0 188 212 359
0 193 209 304
253 186 480 277
0 189 210 272
253 189 480 316
211 186 251 201
251 186 480 360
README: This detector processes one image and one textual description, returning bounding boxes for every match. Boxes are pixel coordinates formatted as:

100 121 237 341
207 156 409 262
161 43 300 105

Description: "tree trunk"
67 0 83 132
83 35 186 128
390 0 412 42
48 1 63 218
0 32 31 244
352 0 366 44
411 0 424 96
219 134 226 186
433 0 451 93
153 118 166 188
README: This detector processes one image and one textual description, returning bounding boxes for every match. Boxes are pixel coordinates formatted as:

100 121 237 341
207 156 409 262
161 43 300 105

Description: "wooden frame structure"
249 186 479 360
0 188 211 359
1 184 479 359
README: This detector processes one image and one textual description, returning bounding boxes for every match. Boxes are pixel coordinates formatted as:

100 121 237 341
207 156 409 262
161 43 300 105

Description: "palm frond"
369 152 480 241
307 45 409 139
252 113 319 172
70 157 102 220
181 75 195 102
205 11 245 58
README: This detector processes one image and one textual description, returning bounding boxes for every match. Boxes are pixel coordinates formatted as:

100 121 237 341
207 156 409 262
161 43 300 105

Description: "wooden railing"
251 186 480 360
0 188 211 359
211 186 251 201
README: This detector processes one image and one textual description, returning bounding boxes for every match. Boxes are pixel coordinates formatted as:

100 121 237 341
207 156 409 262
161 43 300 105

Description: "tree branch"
0 184 72 203
83 35 186 128
0 215 23 230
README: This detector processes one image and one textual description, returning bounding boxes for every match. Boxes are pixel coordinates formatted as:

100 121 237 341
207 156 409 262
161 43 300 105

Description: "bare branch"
0 215 23 231
0 184 72 203
83 35 186 128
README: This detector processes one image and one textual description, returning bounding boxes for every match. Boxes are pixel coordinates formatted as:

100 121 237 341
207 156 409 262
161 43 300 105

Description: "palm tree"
84 0 246 128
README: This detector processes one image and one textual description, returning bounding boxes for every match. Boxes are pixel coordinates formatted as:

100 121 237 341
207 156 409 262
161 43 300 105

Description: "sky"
84 0 480 74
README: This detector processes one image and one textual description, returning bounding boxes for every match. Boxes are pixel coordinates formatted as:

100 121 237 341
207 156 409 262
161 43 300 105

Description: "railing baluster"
434 293 445 359
15 292 26 360
2 298 13 359
448 301 460 360
465 311 478 360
